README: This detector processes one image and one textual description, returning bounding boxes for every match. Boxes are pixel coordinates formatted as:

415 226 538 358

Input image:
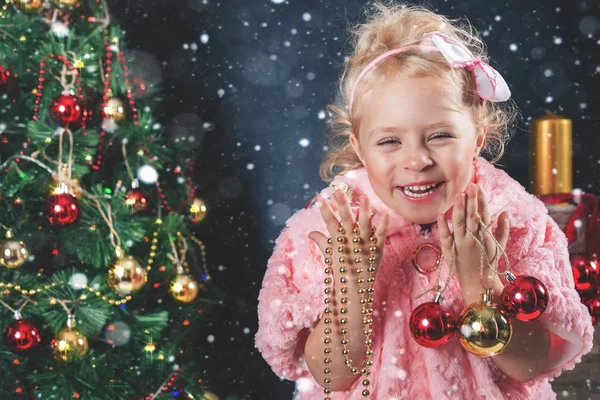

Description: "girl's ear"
349 133 366 166
474 126 487 156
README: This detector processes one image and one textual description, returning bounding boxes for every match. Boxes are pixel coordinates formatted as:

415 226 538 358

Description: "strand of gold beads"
337 222 376 397
322 237 334 400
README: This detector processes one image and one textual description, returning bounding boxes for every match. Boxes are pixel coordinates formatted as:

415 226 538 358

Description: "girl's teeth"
402 183 441 197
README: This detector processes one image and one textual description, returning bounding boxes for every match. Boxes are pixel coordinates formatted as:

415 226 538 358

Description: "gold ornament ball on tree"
457 291 512 357
103 98 126 122
50 0 80 9
200 392 219 400
12 0 44 14
190 198 207 223
0 240 29 269
171 274 199 303
51 327 88 362
107 255 147 295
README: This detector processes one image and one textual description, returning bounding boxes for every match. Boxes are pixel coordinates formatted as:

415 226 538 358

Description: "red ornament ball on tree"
0 64 11 88
409 301 456 348
125 189 149 215
47 193 79 225
501 275 549 322
571 253 599 298
5 319 41 352
50 93 83 127
583 296 600 325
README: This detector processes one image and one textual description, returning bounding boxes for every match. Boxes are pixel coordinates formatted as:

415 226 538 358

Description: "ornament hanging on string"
500 271 549 322
457 287 512 357
47 182 80 226
410 291 456 348
11 0 43 14
474 221 550 322
51 315 88 362
168 234 199 303
410 241 456 348
4 311 41 353
107 248 147 296
50 92 84 128
46 128 80 226
122 144 150 215
0 229 29 269
190 198 207 224
456 222 513 357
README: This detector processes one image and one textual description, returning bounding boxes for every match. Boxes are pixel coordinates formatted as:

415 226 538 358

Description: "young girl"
255 3 594 399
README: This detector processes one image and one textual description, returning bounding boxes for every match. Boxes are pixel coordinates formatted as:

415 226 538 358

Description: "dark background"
107 0 600 398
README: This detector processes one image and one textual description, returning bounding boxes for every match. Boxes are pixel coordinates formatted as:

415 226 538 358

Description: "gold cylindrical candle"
529 111 572 195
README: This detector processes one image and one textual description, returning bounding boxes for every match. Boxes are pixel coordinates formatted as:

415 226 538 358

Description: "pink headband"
347 31 511 111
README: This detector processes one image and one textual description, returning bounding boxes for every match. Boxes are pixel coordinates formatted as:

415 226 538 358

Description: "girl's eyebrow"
368 121 454 137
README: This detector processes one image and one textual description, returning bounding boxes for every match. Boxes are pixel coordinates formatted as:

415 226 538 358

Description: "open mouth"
399 182 444 199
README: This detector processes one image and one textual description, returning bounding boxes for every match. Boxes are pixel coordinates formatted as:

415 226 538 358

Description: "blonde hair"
319 1 520 182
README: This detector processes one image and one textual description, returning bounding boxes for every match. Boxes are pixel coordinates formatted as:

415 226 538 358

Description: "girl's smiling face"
350 73 485 225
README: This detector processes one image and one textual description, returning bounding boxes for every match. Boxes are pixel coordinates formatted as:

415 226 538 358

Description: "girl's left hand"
437 182 510 290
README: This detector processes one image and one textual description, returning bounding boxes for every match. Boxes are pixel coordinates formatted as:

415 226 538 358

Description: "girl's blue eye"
377 132 451 146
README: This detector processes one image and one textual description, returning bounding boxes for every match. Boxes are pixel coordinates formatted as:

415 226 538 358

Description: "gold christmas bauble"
0 240 29 269
171 274 199 303
50 0 80 9
103 98 126 122
51 327 88 362
200 392 219 400
190 198 207 223
12 0 44 14
457 300 512 357
107 255 147 295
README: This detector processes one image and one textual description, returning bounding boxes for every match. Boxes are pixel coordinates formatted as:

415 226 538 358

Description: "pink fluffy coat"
255 157 595 399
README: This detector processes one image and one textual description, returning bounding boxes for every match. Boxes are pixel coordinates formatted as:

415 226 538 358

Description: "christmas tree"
0 0 219 398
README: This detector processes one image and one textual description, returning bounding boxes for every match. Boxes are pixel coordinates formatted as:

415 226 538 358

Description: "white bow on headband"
348 31 511 111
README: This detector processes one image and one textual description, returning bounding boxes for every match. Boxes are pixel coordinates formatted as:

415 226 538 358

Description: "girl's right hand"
308 189 390 280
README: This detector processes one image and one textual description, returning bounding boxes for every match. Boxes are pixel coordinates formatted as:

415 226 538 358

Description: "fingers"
308 230 329 254
496 211 510 250
334 190 355 230
317 193 342 240
358 194 372 241
465 183 480 234
452 192 466 238
476 184 491 226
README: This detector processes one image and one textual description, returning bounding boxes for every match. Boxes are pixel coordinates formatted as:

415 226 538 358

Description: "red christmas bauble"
0 65 11 88
5 319 41 352
47 193 79 225
501 275 549 322
50 93 83 127
125 189 149 215
571 253 599 298
583 296 600 325
409 301 456 348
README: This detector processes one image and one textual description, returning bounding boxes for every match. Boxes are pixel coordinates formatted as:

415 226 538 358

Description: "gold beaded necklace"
322 222 378 399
